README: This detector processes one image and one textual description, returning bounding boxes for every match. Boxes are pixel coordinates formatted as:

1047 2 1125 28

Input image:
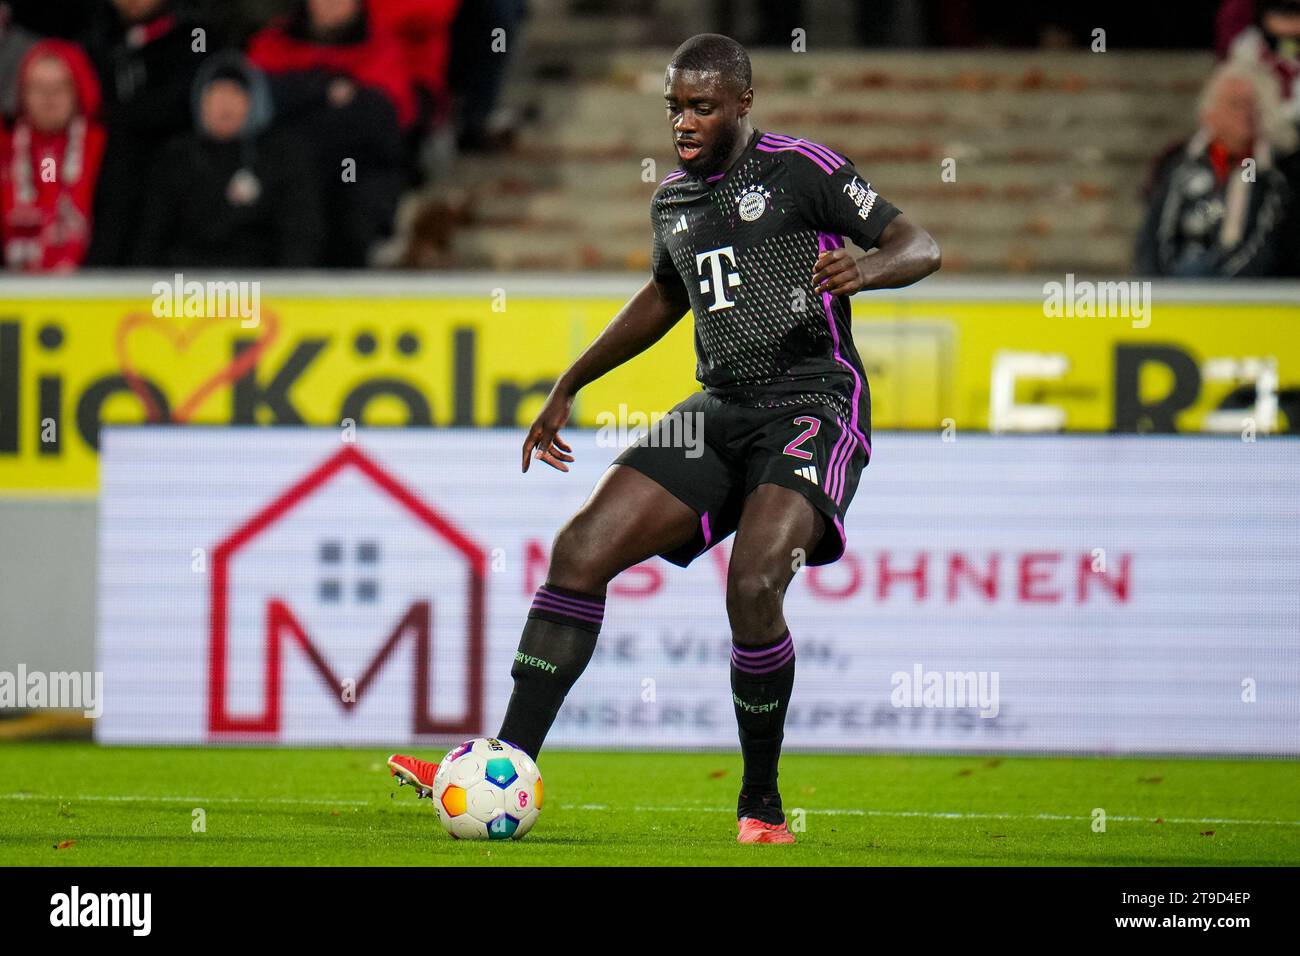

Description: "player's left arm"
812 215 942 295
793 153 941 295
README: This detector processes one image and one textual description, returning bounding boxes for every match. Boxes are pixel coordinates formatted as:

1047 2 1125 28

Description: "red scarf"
1207 140 1246 186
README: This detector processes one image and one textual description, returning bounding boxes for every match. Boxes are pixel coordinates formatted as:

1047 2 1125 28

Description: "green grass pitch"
1 743 1296 866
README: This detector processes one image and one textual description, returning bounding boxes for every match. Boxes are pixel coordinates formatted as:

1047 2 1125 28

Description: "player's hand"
812 248 870 296
521 387 577 473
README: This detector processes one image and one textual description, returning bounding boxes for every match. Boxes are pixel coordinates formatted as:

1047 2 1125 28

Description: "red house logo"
207 445 485 738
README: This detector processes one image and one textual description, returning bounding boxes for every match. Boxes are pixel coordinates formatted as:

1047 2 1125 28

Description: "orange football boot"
737 816 797 844
387 754 439 799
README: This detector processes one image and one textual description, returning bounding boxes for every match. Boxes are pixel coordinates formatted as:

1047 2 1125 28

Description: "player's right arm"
521 274 691 473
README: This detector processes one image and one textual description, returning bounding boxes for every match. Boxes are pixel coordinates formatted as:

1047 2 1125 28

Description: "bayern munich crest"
737 185 771 222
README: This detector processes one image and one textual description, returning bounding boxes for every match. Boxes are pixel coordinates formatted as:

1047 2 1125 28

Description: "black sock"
731 630 795 824
496 583 604 760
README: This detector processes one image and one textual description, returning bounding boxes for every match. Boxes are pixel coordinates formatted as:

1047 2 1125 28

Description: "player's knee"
547 518 614 592
726 570 785 639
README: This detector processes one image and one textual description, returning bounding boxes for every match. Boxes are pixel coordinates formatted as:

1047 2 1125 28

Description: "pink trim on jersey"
756 140 834 174
816 232 871 456
756 133 846 174
760 132 847 166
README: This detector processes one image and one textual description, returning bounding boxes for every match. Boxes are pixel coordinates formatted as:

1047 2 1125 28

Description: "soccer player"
389 33 941 843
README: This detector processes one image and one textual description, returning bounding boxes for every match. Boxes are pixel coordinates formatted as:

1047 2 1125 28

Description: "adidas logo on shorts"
794 465 818 485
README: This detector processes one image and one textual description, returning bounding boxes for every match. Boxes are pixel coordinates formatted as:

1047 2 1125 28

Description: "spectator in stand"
1135 62 1300 276
0 39 106 272
248 0 414 266
1222 0 1300 122
132 51 324 268
447 0 527 152
0 3 37 120
370 0 460 184
82 0 209 266
370 0 459 127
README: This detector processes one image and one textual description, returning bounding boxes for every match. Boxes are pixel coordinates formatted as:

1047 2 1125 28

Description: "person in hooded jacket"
132 50 324 268
0 38 106 272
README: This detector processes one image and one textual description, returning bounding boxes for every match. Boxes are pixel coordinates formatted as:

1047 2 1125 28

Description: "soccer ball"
431 737 542 840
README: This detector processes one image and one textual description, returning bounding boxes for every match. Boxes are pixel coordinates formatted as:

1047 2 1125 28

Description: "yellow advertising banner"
0 286 1296 493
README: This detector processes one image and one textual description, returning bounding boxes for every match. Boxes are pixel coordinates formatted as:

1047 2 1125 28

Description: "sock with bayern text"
496 583 605 760
731 630 796 824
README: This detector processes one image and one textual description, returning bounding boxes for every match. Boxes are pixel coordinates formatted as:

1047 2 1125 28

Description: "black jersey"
650 129 900 452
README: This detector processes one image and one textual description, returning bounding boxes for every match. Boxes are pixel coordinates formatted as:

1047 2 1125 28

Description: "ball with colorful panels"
431 737 542 840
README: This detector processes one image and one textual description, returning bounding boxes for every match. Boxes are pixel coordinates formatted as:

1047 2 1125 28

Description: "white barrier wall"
95 426 1300 754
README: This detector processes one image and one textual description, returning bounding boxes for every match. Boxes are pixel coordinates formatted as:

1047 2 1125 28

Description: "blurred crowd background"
1 0 1298 276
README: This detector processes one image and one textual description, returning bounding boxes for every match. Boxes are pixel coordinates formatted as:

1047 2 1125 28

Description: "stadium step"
429 26 1209 275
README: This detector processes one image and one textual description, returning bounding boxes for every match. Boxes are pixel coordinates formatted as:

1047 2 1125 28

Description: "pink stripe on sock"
731 645 796 674
530 598 604 624
732 633 794 658
537 586 605 610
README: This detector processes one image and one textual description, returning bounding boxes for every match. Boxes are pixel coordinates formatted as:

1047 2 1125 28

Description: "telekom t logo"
695 245 742 311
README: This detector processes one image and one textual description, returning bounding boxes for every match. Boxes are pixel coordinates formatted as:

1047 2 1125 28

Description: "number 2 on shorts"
782 416 821 460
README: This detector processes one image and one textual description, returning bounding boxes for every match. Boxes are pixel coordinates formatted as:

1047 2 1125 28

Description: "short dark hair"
666 34 752 96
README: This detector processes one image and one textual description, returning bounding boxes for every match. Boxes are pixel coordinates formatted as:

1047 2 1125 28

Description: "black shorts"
611 391 870 568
